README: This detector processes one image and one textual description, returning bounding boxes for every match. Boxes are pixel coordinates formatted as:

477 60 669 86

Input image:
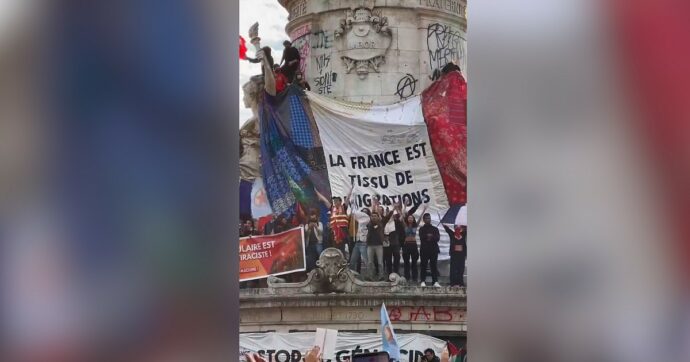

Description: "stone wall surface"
281 0 466 104
240 288 467 333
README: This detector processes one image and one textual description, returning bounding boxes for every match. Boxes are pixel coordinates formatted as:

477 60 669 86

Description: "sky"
239 0 289 129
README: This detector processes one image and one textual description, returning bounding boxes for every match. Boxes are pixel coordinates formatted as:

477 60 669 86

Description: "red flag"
257 215 272 234
239 36 248 60
447 341 460 356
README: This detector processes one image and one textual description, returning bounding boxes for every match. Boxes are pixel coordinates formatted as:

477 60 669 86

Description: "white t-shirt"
384 211 398 235
352 209 370 242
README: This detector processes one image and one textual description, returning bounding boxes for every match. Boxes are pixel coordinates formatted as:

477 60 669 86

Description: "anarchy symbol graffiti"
395 73 418 100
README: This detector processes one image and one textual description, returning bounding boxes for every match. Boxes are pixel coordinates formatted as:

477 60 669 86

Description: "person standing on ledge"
366 205 394 281
443 223 466 288
419 213 441 287
316 185 354 255
279 40 301 83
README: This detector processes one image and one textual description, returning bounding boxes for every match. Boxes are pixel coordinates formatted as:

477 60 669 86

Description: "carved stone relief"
334 7 392 79
267 248 407 294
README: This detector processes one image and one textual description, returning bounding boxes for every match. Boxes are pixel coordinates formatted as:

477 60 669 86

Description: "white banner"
307 92 449 216
239 332 447 362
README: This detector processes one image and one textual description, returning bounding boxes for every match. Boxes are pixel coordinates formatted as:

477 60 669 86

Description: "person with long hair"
398 202 426 283
245 46 275 76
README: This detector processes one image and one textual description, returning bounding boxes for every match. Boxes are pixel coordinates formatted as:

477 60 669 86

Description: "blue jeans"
349 241 368 272
367 245 385 280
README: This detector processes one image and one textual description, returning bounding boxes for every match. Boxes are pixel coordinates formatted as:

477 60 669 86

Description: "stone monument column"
279 0 466 104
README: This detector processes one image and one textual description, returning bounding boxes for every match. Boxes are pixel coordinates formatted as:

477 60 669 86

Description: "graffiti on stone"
288 0 307 21
312 30 333 49
426 23 463 73
315 53 331 74
290 24 312 76
388 306 466 323
314 71 337 95
313 53 337 95
395 73 418 99
419 0 465 16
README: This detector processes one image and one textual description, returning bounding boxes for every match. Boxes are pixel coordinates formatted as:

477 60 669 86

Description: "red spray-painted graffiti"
388 306 466 323
290 24 312 76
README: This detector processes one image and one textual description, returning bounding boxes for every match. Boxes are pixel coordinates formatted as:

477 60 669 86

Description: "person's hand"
440 347 450 362
244 352 267 362
305 346 322 362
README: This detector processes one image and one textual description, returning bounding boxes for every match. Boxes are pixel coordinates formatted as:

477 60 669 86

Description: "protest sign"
314 328 338 359
239 331 446 362
307 93 449 216
239 227 306 282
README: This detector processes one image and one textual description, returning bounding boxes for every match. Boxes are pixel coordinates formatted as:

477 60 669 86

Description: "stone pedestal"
240 288 467 334
240 247 467 335
279 0 466 104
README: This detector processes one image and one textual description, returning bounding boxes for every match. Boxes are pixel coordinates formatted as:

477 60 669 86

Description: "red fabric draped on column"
421 71 468 205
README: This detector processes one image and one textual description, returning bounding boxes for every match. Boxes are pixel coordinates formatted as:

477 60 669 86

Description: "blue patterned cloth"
289 96 314 148
259 85 331 219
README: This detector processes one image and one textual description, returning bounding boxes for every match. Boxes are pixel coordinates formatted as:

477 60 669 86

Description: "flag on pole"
239 36 248 60
381 303 401 361
447 341 460 362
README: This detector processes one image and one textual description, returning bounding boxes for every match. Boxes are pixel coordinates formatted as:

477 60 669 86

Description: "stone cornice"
283 3 467 35
285 13 316 35
240 288 467 309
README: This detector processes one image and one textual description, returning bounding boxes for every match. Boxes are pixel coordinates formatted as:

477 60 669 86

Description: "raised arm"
442 223 454 237
406 202 421 218
343 183 355 206
297 205 308 225
382 207 395 225
314 189 332 209
416 204 429 226
262 54 276 96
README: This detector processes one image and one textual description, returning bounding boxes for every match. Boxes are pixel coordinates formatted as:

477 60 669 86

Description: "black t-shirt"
282 47 301 67
419 224 440 253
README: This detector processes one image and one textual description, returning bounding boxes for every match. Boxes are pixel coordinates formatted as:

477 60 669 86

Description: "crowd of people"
240 41 465 288
240 185 466 288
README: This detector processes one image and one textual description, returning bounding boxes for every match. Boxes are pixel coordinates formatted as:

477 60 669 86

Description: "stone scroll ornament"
334 7 392 79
